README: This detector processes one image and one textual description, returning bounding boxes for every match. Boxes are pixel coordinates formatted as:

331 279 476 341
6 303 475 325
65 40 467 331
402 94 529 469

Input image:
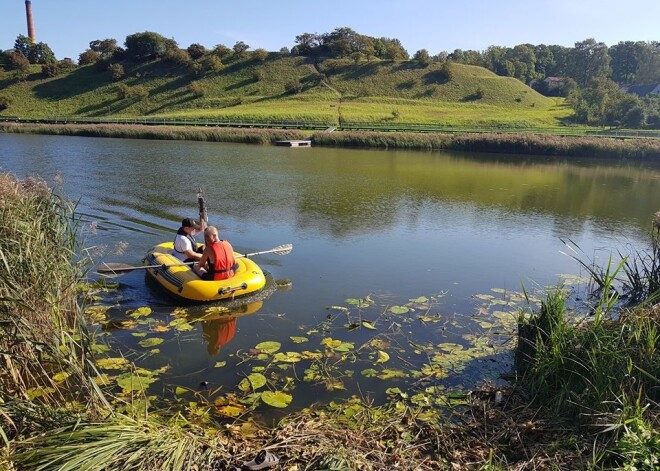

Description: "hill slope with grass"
0 55 572 127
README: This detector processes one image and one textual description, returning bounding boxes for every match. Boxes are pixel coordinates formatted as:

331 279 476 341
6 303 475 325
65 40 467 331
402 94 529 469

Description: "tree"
569 38 610 87
89 39 119 58
29 42 56 64
294 33 321 56
78 49 101 65
164 48 192 66
124 31 173 61
232 41 250 56
187 43 206 60
279 46 290 56
635 44 660 84
13 35 32 58
413 49 431 66
609 41 644 83
213 44 231 59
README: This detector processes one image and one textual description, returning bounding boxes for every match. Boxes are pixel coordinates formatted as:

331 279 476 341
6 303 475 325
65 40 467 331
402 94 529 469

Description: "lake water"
2 133 659 416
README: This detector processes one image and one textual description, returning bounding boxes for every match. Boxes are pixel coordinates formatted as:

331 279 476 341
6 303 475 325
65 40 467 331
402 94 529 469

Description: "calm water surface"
2 134 659 413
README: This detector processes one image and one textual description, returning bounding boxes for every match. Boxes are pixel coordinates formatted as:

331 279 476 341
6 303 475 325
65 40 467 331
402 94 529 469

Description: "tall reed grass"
516 234 660 468
311 130 660 158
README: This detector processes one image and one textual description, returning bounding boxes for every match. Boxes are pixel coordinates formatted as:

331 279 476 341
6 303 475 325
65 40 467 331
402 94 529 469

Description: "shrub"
201 55 222 73
41 62 60 78
188 81 206 97
187 43 206 60
252 48 268 62
284 80 302 94
0 95 12 111
164 48 192 67
109 63 124 81
78 49 101 65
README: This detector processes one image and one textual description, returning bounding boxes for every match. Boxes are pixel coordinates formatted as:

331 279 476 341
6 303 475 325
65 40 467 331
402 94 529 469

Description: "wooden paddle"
97 243 293 276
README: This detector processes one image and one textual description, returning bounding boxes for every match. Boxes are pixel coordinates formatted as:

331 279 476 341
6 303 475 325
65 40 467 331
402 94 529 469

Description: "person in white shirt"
172 217 207 262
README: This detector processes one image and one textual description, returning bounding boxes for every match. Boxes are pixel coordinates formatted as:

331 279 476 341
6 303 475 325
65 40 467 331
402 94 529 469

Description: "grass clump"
515 233 660 469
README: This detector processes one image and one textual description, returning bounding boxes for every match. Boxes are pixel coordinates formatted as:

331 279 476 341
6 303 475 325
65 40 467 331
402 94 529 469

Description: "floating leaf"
152 324 170 333
326 305 349 312
345 322 361 330
96 357 129 370
169 318 193 331
361 320 377 330
90 343 110 354
175 386 190 395
138 337 164 348
255 341 281 354
214 361 227 368
131 332 147 338
377 369 408 380
273 352 302 363
388 306 409 315
361 369 378 378
376 351 390 364
239 373 267 392
290 336 308 344
129 307 152 318
261 391 292 408
409 296 429 303
216 404 246 417
116 369 156 392
27 387 56 400
321 338 342 349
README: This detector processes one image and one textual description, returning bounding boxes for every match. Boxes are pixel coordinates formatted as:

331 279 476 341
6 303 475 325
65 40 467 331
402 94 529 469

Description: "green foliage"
252 48 268 62
89 38 119 57
233 41 250 56
5 51 30 76
0 95 12 111
186 43 206 60
284 79 302 94
188 81 206 97
109 63 124 81
78 49 100 65
124 31 173 61
163 48 192 67
212 44 231 59
413 49 431 66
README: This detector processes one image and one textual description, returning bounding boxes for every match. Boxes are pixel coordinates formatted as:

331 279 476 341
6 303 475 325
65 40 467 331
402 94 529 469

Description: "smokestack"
25 0 36 42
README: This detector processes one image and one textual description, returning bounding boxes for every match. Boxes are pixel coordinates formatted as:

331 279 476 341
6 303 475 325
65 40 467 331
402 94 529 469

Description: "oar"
96 243 293 276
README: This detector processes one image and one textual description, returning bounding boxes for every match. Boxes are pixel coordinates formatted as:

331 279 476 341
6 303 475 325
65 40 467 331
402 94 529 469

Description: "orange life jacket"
209 240 236 280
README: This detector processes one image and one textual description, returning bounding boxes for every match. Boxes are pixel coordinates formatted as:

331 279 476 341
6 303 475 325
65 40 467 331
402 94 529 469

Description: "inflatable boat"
143 242 266 302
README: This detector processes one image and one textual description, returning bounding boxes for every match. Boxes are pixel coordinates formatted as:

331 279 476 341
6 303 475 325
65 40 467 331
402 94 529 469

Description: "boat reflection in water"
191 301 264 356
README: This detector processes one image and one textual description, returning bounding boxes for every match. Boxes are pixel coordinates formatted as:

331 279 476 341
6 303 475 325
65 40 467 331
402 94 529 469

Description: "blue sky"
1 0 658 61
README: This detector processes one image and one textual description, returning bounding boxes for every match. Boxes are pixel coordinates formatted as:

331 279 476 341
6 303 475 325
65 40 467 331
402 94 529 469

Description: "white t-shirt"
172 229 201 261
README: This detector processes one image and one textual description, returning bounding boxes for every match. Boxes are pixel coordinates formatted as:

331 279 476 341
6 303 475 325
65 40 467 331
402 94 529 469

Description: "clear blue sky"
1 0 659 61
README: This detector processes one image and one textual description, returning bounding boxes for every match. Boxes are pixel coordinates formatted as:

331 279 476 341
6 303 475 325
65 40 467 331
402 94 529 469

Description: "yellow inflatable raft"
143 242 266 302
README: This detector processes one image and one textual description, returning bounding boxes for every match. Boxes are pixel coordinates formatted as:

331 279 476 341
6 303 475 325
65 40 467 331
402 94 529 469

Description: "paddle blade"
271 244 293 255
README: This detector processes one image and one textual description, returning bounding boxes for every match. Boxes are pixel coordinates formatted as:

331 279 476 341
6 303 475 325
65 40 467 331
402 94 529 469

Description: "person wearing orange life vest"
194 226 239 280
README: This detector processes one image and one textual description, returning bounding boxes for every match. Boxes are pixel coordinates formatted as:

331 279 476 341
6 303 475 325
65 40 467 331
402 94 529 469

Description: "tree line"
1 28 659 128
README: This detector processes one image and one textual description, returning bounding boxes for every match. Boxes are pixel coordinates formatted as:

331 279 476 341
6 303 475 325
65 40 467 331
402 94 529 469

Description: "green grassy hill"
0 55 573 127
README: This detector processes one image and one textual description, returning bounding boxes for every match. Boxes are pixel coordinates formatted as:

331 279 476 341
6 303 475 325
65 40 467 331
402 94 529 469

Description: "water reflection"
193 301 264 356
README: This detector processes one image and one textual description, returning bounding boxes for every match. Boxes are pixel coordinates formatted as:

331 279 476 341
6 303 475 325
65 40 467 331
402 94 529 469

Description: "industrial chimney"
25 0 36 42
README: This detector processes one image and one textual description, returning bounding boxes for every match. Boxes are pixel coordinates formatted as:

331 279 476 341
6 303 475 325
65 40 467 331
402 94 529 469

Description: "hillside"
0 55 572 128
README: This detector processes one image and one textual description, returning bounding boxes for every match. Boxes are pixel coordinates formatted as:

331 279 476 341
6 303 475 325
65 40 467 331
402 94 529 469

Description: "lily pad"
255 341 281 354
376 350 390 364
214 361 227 368
239 373 267 392
388 305 410 315
290 336 308 344
261 390 292 408
361 320 377 330
129 307 152 318
138 337 164 348
96 357 129 370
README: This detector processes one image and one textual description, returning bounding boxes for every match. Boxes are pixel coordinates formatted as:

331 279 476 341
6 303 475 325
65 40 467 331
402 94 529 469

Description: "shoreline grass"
2 122 659 159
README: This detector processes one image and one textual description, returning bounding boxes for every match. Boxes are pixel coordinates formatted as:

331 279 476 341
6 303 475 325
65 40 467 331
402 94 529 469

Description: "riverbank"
1 172 658 470
2 122 659 158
